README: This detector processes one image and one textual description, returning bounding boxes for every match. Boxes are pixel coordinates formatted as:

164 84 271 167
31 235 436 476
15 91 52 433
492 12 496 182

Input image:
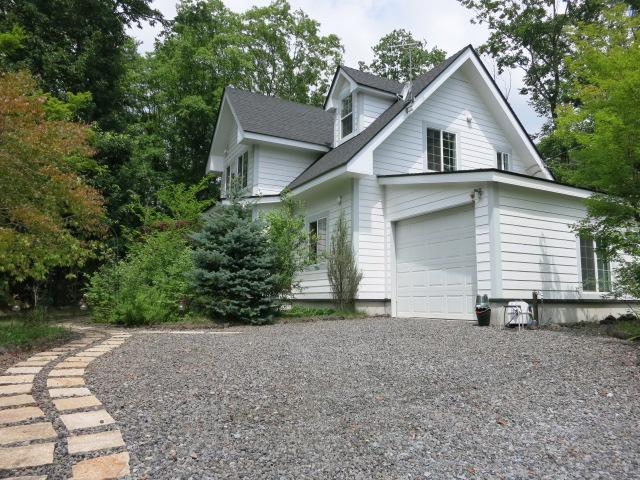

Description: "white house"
207 45 633 324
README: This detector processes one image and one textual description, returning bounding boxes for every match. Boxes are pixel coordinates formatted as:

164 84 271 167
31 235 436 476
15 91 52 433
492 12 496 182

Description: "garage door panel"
396 206 477 320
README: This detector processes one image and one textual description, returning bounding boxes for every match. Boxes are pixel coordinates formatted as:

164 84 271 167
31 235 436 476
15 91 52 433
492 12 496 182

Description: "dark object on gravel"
601 315 618 325
617 313 639 323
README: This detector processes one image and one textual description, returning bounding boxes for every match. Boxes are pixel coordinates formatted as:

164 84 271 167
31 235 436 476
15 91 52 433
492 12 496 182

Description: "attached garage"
395 205 477 319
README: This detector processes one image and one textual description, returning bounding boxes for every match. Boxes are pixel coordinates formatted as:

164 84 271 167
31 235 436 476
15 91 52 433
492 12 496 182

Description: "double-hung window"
237 151 249 188
580 234 611 292
309 217 327 263
426 128 457 172
341 95 353 138
497 151 510 171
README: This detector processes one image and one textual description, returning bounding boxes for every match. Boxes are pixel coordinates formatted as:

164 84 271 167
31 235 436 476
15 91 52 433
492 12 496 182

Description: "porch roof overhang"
377 169 592 199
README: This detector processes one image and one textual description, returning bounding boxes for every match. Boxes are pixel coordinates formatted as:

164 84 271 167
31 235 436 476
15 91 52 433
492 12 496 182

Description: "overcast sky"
128 0 545 134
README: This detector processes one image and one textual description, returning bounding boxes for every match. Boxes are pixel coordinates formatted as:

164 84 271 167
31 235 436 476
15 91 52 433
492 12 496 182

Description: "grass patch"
277 305 367 321
553 316 640 342
607 320 640 341
0 317 72 351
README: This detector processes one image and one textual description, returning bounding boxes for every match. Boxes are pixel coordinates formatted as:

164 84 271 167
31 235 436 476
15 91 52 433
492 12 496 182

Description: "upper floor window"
497 151 511 171
580 234 611 292
309 217 327 263
341 95 353 138
237 151 249 188
426 128 456 172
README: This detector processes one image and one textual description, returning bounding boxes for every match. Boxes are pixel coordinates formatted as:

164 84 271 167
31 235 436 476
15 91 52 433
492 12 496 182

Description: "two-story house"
207 45 632 323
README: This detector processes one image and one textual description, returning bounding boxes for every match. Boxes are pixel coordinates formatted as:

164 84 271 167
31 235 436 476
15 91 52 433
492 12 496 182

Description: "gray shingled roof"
225 87 334 147
288 46 471 190
340 66 404 95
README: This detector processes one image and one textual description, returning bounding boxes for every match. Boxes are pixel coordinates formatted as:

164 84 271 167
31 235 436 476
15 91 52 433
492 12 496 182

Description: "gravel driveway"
88 318 640 479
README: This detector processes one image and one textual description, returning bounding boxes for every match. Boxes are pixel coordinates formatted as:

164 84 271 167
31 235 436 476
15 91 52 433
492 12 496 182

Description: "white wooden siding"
255 145 317 195
361 94 393 129
497 185 587 299
296 179 353 299
222 122 254 194
373 72 538 176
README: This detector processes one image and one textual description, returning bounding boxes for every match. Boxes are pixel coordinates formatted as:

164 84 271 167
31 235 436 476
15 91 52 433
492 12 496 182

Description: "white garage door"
395 206 477 319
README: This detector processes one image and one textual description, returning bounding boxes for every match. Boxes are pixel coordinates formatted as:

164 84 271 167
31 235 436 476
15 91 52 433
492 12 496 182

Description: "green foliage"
87 229 193 326
0 0 162 128
359 29 446 83
279 305 366 319
263 192 309 298
191 194 282 324
327 209 362 312
458 0 619 133
553 5 640 298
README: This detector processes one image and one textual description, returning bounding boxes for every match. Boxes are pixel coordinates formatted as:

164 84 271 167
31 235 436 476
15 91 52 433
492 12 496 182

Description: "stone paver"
48 387 92 398
60 410 115 431
71 452 130 479
67 430 124 454
53 395 101 412
0 422 56 445
5 367 42 374
0 442 55 469
47 377 85 388
0 394 35 408
0 406 44 425
0 375 34 384
15 361 50 367
31 352 62 357
27 355 58 362
55 361 90 369
3 476 47 480
68 357 95 363
51 347 74 352
0 384 32 395
49 369 84 377
75 352 103 358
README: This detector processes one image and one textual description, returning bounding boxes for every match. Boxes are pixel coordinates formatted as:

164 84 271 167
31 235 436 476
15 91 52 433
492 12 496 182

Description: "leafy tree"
0 71 107 300
553 5 640 298
457 0 623 133
0 0 162 128
359 29 446 83
327 210 362 312
191 184 282 324
263 191 309 298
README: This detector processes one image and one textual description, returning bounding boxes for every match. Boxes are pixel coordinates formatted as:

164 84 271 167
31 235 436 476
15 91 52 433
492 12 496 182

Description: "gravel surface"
88 318 640 479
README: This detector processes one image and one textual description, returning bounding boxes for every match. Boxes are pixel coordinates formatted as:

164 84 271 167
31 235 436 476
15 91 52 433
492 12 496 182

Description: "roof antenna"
388 40 421 109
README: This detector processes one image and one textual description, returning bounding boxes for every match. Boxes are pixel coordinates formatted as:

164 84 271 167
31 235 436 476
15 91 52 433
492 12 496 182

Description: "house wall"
295 178 353 300
253 145 317 195
495 184 588 301
372 72 537 176
360 93 393 129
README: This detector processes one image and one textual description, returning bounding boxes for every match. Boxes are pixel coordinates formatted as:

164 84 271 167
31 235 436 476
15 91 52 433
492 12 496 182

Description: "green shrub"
327 209 362 312
191 195 282 325
263 191 309 298
86 230 193 325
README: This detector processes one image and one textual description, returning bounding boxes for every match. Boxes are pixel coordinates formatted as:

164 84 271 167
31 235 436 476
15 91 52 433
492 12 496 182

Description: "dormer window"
497 151 511 171
341 94 353 138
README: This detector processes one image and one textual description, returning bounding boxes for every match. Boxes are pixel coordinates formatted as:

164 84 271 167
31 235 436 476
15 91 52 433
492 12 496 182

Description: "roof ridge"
225 86 328 112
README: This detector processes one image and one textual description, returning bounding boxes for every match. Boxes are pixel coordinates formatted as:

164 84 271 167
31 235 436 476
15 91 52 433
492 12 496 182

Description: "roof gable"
289 46 553 190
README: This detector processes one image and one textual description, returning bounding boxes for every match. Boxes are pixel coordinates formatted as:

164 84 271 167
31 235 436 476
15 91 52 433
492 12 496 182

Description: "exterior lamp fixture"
178 299 187 314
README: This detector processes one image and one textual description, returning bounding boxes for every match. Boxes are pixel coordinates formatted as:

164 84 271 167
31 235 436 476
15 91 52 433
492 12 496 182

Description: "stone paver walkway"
0 327 132 479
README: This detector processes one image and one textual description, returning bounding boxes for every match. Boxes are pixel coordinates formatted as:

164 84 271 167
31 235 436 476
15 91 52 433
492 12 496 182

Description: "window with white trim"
580 235 611 292
237 151 249 188
497 151 510 171
341 95 353 138
426 128 456 172
309 217 327 263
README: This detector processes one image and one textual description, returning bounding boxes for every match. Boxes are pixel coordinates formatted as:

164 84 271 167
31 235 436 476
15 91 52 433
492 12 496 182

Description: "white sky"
128 0 545 134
